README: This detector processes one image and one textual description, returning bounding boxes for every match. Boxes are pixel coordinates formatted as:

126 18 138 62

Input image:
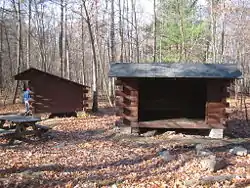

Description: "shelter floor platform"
131 118 225 129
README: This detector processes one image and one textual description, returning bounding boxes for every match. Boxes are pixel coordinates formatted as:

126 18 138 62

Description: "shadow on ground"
85 107 116 117
224 118 250 138
207 140 250 153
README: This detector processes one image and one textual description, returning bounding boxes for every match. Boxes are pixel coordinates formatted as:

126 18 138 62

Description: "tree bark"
153 0 157 62
4 22 12 77
80 5 85 85
109 0 115 104
177 0 185 62
60 0 64 77
65 3 70 79
220 0 226 63
110 0 115 63
211 0 217 63
118 0 124 62
26 0 31 69
132 0 139 63
82 0 98 112
13 0 22 104
0 1 4 92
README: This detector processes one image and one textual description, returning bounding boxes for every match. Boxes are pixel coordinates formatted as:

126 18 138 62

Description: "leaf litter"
0 103 249 188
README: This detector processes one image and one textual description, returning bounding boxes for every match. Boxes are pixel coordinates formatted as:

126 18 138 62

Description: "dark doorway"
138 78 207 121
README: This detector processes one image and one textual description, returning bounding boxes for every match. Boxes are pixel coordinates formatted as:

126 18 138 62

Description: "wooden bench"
0 114 51 144
0 128 15 135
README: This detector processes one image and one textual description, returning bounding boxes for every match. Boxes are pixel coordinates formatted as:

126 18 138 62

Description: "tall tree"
220 0 226 63
0 3 3 92
132 0 139 63
65 2 70 79
13 0 22 104
59 0 64 77
26 0 31 69
118 0 124 62
210 0 217 63
82 0 98 112
34 1 47 71
80 5 86 85
110 0 115 63
153 0 157 62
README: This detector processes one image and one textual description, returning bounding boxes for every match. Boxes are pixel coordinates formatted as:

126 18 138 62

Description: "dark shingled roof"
108 63 242 78
14 67 90 87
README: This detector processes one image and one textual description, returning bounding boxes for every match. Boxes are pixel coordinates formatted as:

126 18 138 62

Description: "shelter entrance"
138 78 207 122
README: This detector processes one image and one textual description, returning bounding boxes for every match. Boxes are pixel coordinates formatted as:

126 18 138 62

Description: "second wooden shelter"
15 68 89 115
109 63 242 130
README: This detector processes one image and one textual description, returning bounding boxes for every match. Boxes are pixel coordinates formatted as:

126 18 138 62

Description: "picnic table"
0 114 50 144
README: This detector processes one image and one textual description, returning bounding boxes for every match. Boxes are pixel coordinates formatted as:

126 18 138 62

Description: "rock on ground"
200 155 227 172
195 144 214 156
141 130 157 137
229 146 248 156
158 150 176 162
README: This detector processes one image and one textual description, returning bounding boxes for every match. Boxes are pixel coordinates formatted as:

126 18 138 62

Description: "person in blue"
23 88 31 114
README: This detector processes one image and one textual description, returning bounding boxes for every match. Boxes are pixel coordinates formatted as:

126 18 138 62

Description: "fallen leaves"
0 104 249 187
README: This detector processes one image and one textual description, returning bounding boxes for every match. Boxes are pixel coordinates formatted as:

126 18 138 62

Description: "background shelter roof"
15 67 90 88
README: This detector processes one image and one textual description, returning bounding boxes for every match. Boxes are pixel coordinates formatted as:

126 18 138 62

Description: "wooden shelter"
15 68 89 114
109 63 242 130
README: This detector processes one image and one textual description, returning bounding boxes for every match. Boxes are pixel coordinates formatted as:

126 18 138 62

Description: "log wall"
115 78 139 126
206 79 231 125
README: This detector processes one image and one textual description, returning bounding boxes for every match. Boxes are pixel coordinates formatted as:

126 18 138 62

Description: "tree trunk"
82 0 98 112
110 0 115 63
4 23 13 77
0 2 4 92
211 0 217 63
109 0 115 104
132 0 139 63
130 0 134 62
126 0 130 62
177 0 185 62
26 0 31 69
64 2 70 79
220 0 225 63
153 0 157 62
80 5 85 85
60 0 64 77
119 0 124 62
13 0 22 104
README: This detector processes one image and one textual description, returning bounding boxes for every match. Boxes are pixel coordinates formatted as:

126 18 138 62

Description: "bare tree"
65 2 70 79
153 0 157 62
110 0 115 63
82 0 98 112
220 0 226 63
0 2 4 92
210 0 217 63
132 0 139 63
26 0 31 69
59 0 64 77
13 0 22 104
34 1 47 71
118 0 124 62
80 5 86 85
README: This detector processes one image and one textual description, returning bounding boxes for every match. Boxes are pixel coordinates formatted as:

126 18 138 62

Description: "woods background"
0 0 249 108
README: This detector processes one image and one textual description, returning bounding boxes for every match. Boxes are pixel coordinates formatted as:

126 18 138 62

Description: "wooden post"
206 79 231 138
82 87 89 112
115 78 139 133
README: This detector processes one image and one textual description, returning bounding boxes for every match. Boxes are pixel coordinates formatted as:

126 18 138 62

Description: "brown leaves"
0 104 250 187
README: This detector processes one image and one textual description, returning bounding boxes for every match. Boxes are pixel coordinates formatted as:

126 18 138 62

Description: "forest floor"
0 101 250 188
